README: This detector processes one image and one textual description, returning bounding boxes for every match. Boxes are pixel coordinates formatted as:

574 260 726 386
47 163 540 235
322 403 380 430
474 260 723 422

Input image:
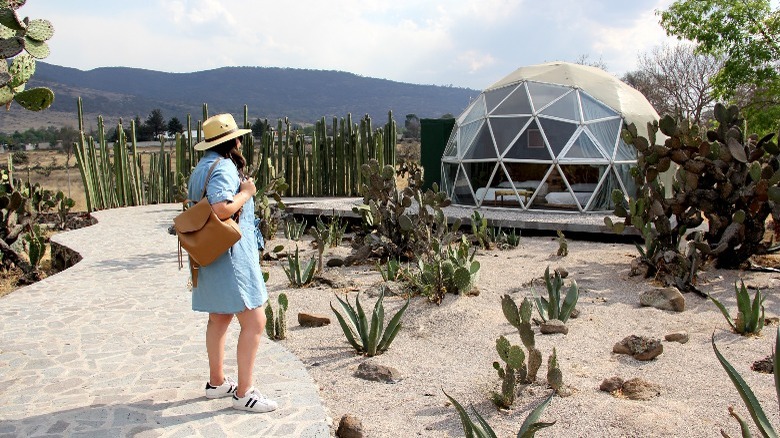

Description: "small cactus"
547 347 563 393
556 230 568 257
500 294 542 382
264 293 288 340
492 335 527 408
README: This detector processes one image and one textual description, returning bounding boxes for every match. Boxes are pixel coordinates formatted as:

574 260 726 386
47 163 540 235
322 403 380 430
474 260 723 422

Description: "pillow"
570 183 597 192
497 181 514 188
514 180 542 189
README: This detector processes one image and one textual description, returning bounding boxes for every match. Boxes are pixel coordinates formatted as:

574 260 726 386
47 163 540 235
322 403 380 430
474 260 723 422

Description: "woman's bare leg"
206 313 233 385
234 306 266 397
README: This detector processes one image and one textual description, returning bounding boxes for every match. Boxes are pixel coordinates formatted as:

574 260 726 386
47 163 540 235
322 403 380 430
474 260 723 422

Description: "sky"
18 0 681 90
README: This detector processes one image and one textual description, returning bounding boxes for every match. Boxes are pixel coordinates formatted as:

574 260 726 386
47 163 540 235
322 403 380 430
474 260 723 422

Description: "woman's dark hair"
210 137 247 174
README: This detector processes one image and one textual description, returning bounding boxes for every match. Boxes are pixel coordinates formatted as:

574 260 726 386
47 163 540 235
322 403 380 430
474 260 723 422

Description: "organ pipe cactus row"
606 103 780 292
330 287 409 357
0 1 54 111
709 280 766 336
264 293 288 340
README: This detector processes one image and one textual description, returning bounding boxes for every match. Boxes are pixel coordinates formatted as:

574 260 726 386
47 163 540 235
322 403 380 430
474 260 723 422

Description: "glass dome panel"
615 138 637 161
538 117 578 157
441 162 459 198
462 123 498 160
484 84 520 114
489 116 531 156
588 166 621 211
491 83 532 115
458 120 483 158
580 91 618 121
540 90 580 121
504 119 553 160
442 124 458 157
460 162 495 206
527 81 569 112
586 118 621 159
451 164 477 206
459 94 487 125
562 131 607 161
614 163 638 199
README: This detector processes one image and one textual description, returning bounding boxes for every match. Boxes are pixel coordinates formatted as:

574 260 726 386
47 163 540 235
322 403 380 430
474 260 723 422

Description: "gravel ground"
262 233 779 438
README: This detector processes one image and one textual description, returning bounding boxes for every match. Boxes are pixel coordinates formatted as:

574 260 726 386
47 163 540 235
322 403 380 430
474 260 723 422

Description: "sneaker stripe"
250 399 258 408
245 398 253 408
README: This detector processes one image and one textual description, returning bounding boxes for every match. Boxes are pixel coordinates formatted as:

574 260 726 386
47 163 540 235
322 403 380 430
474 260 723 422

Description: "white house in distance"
441 61 660 213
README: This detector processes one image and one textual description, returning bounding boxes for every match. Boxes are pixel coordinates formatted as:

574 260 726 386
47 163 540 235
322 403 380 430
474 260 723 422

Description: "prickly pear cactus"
264 305 276 339
0 1 55 111
492 335 527 408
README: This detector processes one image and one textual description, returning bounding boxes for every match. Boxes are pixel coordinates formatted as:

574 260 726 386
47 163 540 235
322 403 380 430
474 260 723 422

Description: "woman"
187 113 277 413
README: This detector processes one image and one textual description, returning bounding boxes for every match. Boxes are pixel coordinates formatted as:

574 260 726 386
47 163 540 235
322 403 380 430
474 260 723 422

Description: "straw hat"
194 113 251 151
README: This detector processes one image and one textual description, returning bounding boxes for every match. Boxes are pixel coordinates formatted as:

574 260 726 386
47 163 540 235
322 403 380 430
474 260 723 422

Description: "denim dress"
187 151 267 314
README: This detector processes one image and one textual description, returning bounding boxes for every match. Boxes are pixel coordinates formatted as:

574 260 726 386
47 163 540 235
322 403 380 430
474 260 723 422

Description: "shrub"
709 280 765 335
532 266 579 323
330 287 409 356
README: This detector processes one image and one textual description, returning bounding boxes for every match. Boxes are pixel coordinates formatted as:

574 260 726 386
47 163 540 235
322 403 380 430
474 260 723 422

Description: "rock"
613 335 663 361
620 378 661 401
639 287 685 312
314 271 354 289
327 257 345 267
354 362 401 383
365 281 404 298
600 376 624 393
344 245 373 266
766 316 780 326
569 307 580 319
752 355 774 373
336 414 364 438
664 331 689 344
555 267 569 278
298 313 331 327
540 319 568 335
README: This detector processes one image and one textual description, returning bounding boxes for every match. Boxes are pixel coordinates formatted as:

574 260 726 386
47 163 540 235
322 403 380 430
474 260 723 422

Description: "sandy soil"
263 233 780 438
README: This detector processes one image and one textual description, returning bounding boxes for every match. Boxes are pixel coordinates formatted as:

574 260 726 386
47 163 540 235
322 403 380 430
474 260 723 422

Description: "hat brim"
193 128 252 151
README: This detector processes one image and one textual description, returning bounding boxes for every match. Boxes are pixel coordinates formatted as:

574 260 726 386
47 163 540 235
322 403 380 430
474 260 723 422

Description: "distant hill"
0 63 480 132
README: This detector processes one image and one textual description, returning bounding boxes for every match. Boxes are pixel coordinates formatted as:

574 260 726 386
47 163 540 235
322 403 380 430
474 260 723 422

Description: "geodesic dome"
441 61 660 212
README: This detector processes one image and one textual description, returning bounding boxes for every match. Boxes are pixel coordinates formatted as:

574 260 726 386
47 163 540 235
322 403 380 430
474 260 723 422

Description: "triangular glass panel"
531 165 577 210
489 116 530 156
586 118 620 160
457 120 483 158
452 163 479 206
441 162 460 198
492 83 533 116
484 84 520 114
614 138 637 161
504 119 553 160
540 90 580 121
580 91 618 121
613 163 638 200
557 164 604 211
471 162 502 205
502 162 552 208
562 131 607 161
460 94 486 125
527 81 569 113
462 123 498 160
537 117 578 158
587 166 621 211
442 124 458 157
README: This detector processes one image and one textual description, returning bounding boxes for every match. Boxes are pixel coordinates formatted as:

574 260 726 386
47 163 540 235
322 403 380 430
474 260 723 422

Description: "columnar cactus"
0 1 55 111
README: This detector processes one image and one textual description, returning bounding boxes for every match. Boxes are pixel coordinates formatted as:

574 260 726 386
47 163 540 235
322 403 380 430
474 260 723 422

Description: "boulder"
298 313 331 327
336 414 364 438
639 287 685 312
540 319 568 335
354 362 401 383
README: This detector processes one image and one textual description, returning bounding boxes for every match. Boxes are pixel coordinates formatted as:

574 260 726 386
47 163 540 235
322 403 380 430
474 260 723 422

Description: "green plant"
283 245 316 287
405 235 480 304
255 176 288 241
378 257 401 282
471 210 492 250
22 223 44 269
330 287 409 356
492 334 527 408
444 390 555 438
0 1 55 111
283 216 306 240
264 293 288 340
712 327 779 438
501 295 543 382
55 190 75 230
532 266 579 323
547 347 563 393
709 280 766 336
500 227 521 249
320 214 347 248
556 230 568 257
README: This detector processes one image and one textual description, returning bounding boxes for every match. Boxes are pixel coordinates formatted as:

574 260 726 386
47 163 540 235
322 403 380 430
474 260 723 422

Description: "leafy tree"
144 109 166 139
251 118 266 138
623 43 721 125
659 0 780 96
167 117 183 136
404 113 420 139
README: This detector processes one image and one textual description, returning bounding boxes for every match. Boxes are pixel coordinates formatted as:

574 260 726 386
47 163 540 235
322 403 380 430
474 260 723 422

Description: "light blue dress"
187 151 267 314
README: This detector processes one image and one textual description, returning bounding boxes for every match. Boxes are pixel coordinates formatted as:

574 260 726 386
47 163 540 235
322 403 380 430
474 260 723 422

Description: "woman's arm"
211 178 256 220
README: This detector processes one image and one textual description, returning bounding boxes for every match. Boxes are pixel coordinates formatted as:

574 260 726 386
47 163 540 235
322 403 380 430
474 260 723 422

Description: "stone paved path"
0 204 331 437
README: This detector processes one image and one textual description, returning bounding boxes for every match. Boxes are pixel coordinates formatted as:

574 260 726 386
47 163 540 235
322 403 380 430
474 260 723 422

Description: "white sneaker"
232 387 278 413
205 376 237 399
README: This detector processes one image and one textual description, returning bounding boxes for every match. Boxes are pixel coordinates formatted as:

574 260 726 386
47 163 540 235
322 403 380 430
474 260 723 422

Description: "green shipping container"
420 118 455 191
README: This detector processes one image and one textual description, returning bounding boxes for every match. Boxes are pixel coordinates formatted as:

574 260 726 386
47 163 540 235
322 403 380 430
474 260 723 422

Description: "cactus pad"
25 19 53 42
278 292 288 310
14 86 53 111
9 52 34 87
527 347 542 382
23 37 49 59
0 36 24 58
0 1 27 10
506 345 525 369
0 8 23 31
453 266 472 292
0 84 12 106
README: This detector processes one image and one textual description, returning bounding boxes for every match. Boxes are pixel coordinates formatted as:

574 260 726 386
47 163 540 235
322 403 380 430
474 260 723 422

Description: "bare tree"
623 43 722 126
573 54 608 71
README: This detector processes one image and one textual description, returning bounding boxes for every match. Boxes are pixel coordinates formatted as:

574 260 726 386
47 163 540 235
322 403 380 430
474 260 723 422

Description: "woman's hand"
240 177 257 197
212 178 256 220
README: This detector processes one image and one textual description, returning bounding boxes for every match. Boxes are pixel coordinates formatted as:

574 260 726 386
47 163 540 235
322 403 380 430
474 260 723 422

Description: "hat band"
206 127 239 143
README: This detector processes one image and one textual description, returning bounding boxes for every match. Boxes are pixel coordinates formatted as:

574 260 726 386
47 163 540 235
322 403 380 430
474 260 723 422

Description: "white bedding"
544 191 593 207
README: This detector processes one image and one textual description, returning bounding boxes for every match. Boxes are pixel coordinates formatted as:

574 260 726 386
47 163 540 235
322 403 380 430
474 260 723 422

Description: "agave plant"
709 280 765 335
712 327 778 437
330 287 409 356
532 266 579 323
283 217 307 241
443 390 555 438
282 245 316 287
